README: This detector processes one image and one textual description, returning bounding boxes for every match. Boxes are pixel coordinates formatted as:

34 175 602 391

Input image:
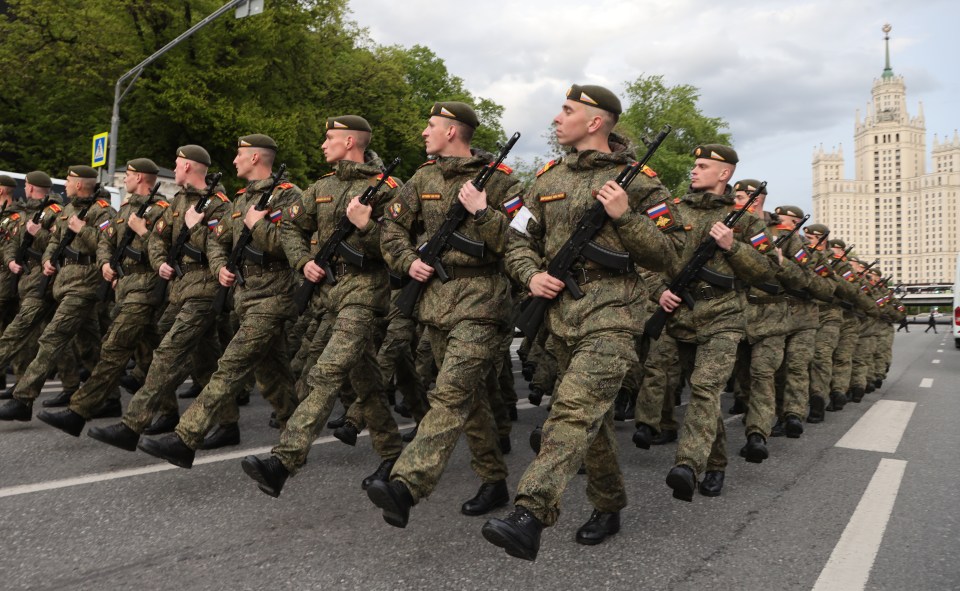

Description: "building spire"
882 23 894 79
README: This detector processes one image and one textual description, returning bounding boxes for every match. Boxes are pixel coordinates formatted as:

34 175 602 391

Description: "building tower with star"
812 24 960 285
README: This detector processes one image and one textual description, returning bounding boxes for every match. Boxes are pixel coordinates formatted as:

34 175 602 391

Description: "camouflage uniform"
378 296 428 422
271 152 402 473
68 192 169 418
120 182 230 433
634 331 683 434
380 150 522 502
173 176 302 449
807 247 845 411
829 258 863 398
504 137 671 526
12 193 116 406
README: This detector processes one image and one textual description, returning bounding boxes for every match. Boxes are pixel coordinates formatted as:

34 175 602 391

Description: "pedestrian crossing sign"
92 132 108 168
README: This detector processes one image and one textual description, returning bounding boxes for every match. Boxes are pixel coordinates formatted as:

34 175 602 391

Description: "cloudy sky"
347 0 959 217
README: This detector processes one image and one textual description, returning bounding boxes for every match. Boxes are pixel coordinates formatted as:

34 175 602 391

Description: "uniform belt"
783 287 811 300
689 285 736 302
444 264 498 280
330 260 383 278
62 248 94 265
838 300 854 310
120 261 153 275
571 267 631 286
179 262 210 275
26 248 43 262
241 260 290 276
747 293 785 305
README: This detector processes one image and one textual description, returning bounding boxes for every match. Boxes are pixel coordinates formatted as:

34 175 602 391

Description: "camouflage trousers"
738 334 786 438
0 296 56 379
850 327 878 391
122 298 221 433
70 301 161 419
377 310 428 422
272 305 400 474
809 316 842 400
487 327 515 439
531 332 559 399
776 328 817 419
14 294 99 404
674 333 740 476
830 312 860 394
176 306 297 449
515 330 634 527
873 324 894 380
391 320 505 502
634 332 681 432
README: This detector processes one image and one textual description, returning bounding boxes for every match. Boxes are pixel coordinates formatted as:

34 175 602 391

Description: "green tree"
617 74 731 196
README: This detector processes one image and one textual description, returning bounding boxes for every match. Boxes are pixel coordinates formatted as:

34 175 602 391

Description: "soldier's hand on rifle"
7 261 22 275
158 262 176 280
458 182 487 215
595 180 629 220
218 266 237 288
42 260 56 276
303 260 326 283
243 205 268 230
184 207 204 229
26 220 41 236
709 222 734 251
659 289 682 312
102 263 117 282
529 272 565 299
409 259 434 282
128 213 148 237
67 215 86 233
346 195 372 230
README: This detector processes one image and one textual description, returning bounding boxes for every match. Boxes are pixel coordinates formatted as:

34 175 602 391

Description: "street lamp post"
106 0 263 184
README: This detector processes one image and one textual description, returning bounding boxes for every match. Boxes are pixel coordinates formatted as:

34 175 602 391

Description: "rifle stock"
96 182 162 301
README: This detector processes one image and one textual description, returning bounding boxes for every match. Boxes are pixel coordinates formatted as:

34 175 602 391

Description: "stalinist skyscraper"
812 24 960 285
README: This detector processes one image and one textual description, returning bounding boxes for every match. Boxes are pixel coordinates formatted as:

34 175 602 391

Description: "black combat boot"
528 388 545 406
88 422 140 451
865 382 875 394
728 398 747 415
499 435 511 455
241 455 290 498
850 386 865 403
393 402 411 418
632 423 656 449
462 479 510 516
36 408 86 437
367 479 415 528
0 399 32 421
521 362 535 382
651 429 678 445
613 387 634 421
138 433 195 469
740 433 768 463
118 374 143 394
334 422 359 446
0 384 14 400
41 388 75 408
326 411 347 429
143 414 179 435
401 425 418 442
508 404 518 421
699 471 725 497
361 458 396 491
178 382 202 399
666 464 697 502
235 390 250 406
770 418 785 437
200 423 240 449
89 399 122 419
808 394 826 423
529 426 542 454
827 391 846 411
784 414 804 438
575 510 620 545
482 506 544 561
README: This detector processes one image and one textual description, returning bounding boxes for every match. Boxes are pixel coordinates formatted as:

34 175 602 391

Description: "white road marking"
937 349 944 353
835 400 915 453
919 378 933 388
811 458 907 591
932 359 941 364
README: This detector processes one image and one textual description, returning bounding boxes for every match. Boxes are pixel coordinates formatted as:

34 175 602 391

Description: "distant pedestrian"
897 316 909 332
924 313 937 333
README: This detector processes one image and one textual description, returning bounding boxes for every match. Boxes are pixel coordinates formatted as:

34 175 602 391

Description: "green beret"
326 116 371 133
176 144 211 166
733 179 766 194
238 134 278 151
430 101 479 129
0 174 15 188
868 268 881 276
828 238 846 249
692 144 738 164
126 158 159 175
774 204 804 218
804 223 829 237
68 165 98 179
566 84 622 115
25 171 52 188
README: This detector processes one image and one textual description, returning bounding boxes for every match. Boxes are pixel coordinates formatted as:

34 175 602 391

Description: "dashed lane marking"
835 400 915 454
919 378 933 388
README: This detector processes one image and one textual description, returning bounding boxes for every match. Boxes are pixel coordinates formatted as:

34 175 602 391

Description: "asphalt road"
0 329 956 590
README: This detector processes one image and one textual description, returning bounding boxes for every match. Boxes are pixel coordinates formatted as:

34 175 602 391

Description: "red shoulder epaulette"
47 203 63 213
376 173 399 189
156 200 170 208
96 199 110 208
673 198 682 204
536 159 558 177
8 212 20 221
496 163 513 175
236 188 247 195
216 192 229 202
641 165 657 178
278 182 294 190
418 159 437 170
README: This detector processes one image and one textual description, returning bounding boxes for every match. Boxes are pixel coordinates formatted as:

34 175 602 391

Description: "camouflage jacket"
776 233 823 332
739 211 791 342
147 182 230 305
209 175 301 316
97 192 170 306
505 136 672 341
283 152 399 317
1 196 64 300
381 150 522 330
43 193 117 301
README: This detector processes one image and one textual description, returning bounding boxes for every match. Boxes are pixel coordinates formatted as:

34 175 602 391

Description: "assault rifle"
830 244 854 267
856 258 879 278
774 214 810 249
643 180 767 340
11 195 53 282
395 132 521 318
96 182 162 301
515 126 672 339
37 186 100 297
151 173 223 303
293 158 401 315
211 164 286 313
